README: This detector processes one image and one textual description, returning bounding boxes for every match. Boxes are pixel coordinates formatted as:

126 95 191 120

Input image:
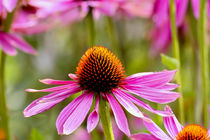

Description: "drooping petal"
106 93 131 136
124 70 176 89
143 116 171 140
131 133 159 140
56 92 87 134
6 34 36 55
3 0 17 12
156 83 179 90
87 95 99 133
62 92 94 135
39 79 76 85
0 33 17 55
191 0 199 19
163 106 183 138
115 89 172 116
26 82 79 92
122 84 180 104
112 89 147 120
24 86 80 117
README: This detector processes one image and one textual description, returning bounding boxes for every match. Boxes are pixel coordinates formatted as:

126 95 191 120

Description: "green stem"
106 17 120 55
169 0 184 124
99 96 114 140
87 8 95 47
198 0 209 128
0 11 15 140
0 51 9 140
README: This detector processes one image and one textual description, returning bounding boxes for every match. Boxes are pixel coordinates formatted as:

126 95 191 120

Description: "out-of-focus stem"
106 17 121 57
87 8 95 47
198 0 209 128
0 51 9 140
0 11 15 140
169 0 184 123
99 96 114 140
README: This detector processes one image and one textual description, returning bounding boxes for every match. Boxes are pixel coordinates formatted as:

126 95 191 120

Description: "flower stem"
87 8 95 47
99 96 114 140
169 0 184 123
198 0 209 128
0 51 9 140
0 11 15 140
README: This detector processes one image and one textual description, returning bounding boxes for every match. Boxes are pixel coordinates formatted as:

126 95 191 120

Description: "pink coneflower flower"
131 106 210 140
24 46 180 135
12 4 56 34
27 0 118 23
0 31 36 55
150 0 188 54
0 0 18 14
115 0 155 19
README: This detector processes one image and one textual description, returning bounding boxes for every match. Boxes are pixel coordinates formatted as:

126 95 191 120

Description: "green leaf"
30 128 44 140
161 54 179 69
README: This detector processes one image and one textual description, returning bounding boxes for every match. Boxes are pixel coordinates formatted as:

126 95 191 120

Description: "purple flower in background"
12 4 56 34
24 46 180 135
0 0 18 14
26 0 119 23
0 31 36 55
114 0 155 19
150 0 188 54
131 106 210 140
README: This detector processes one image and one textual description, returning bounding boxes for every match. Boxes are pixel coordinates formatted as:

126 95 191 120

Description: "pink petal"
39 79 76 85
0 33 17 55
163 106 183 138
122 84 180 104
124 70 176 89
156 83 179 90
68 73 78 80
26 82 79 92
3 0 17 12
87 95 99 133
191 0 199 19
24 87 79 117
112 89 146 120
56 92 87 134
106 93 131 136
131 133 159 140
6 34 36 55
143 116 171 140
208 129 210 135
115 89 172 116
62 92 94 135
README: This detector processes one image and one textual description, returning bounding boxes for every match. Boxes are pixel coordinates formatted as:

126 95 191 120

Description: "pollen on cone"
76 46 125 93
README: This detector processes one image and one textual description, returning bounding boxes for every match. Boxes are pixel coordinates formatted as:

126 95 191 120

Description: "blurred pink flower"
115 0 155 19
12 4 56 34
131 106 210 140
24 46 179 136
61 128 91 140
0 0 18 14
191 0 210 19
150 0 188 54
0 31 36 55
26 0 119 24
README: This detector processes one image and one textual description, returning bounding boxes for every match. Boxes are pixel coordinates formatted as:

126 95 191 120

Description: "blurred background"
1 0 210 139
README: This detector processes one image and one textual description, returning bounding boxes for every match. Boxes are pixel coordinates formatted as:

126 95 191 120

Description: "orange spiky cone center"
76 46 125 93
175 124 210 140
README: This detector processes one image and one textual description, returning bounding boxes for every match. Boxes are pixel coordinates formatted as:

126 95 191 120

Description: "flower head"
0 0 18 14
24 46 180 136
131 106 210 140
150 0 188 54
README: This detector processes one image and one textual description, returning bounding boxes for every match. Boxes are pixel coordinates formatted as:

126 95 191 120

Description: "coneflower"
131 106 210 140
24 46 180 136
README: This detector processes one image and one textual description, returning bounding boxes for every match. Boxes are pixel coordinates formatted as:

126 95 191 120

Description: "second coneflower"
24 46 180 136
